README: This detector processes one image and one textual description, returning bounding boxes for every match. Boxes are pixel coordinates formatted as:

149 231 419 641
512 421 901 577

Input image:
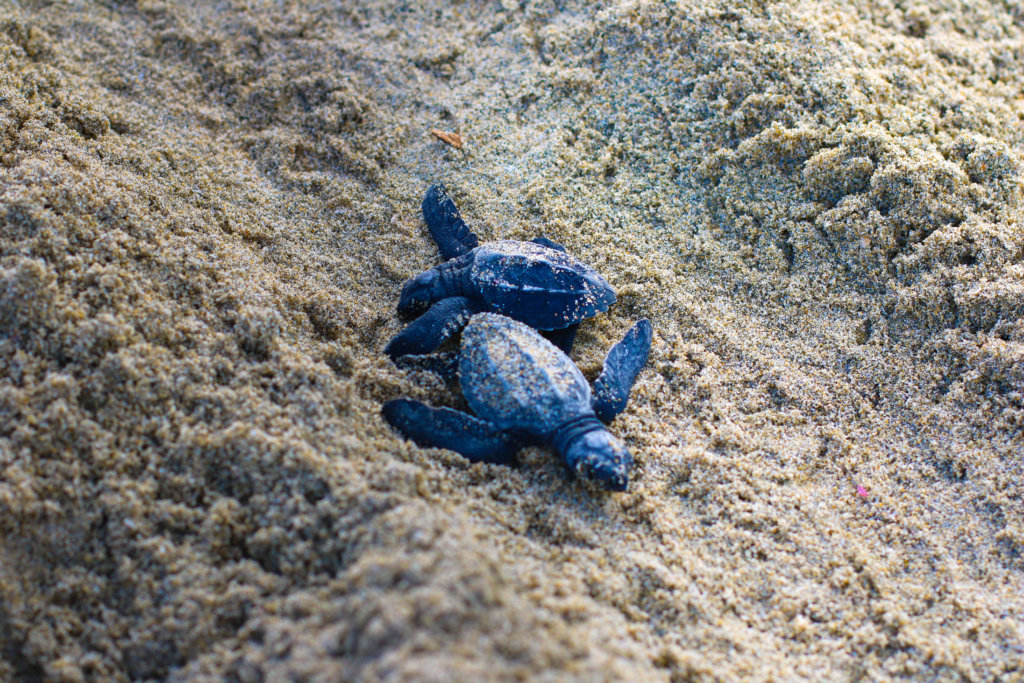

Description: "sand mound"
1 1 1022 680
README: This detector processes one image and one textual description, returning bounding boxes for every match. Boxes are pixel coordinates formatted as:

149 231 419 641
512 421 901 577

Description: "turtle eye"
414 271 437 287
397 270 439 318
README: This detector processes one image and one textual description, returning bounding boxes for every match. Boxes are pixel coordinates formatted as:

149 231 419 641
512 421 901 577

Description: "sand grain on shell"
1 1 1023 681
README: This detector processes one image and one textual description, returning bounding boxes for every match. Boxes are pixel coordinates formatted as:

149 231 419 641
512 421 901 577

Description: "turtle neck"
550 414 606 459
436 255 472 298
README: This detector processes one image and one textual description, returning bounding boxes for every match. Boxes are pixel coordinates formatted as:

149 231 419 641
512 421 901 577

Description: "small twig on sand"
430 128 464 150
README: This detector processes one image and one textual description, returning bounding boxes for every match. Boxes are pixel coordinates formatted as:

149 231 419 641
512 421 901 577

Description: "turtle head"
398 269 443 318
563 428 632 492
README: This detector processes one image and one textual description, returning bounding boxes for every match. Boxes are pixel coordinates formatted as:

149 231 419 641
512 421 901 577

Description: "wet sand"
1 1 1023 680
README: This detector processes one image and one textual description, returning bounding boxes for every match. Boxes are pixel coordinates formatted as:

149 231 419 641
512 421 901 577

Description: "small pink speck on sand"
856 485 869 498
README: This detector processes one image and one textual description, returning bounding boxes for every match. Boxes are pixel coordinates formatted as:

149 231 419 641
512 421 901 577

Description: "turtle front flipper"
592 319 653 422
530 236 566 253
386 296 483 360
382 399 520 464
423 183 479 261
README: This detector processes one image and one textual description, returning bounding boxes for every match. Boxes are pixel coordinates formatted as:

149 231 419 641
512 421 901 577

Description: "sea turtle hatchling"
385 183 616 359
383 313 653 491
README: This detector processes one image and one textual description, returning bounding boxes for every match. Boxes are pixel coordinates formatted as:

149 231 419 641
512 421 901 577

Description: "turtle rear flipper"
542 323 579 355
382 399 520 464
592 319 653 422
423 183 479 260
386 296 483 359
530 236 566 253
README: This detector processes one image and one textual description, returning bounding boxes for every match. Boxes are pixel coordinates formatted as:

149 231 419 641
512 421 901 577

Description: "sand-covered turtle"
383 313 652 491
385 183 616 359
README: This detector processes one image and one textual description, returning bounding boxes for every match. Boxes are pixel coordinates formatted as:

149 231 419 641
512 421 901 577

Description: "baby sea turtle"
385 183 616 359
383 313 653 491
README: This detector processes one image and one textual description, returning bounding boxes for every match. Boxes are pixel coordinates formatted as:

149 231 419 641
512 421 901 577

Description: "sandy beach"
1 0 1023 680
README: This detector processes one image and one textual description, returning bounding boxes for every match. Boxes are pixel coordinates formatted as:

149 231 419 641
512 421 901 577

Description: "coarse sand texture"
1 1 1023 680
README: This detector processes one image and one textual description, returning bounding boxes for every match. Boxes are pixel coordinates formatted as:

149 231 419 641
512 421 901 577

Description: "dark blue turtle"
385 183 616 359
383 313 653 491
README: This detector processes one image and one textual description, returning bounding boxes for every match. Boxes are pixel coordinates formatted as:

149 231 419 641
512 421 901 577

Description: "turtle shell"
459 313 592 437
468 240 616 330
